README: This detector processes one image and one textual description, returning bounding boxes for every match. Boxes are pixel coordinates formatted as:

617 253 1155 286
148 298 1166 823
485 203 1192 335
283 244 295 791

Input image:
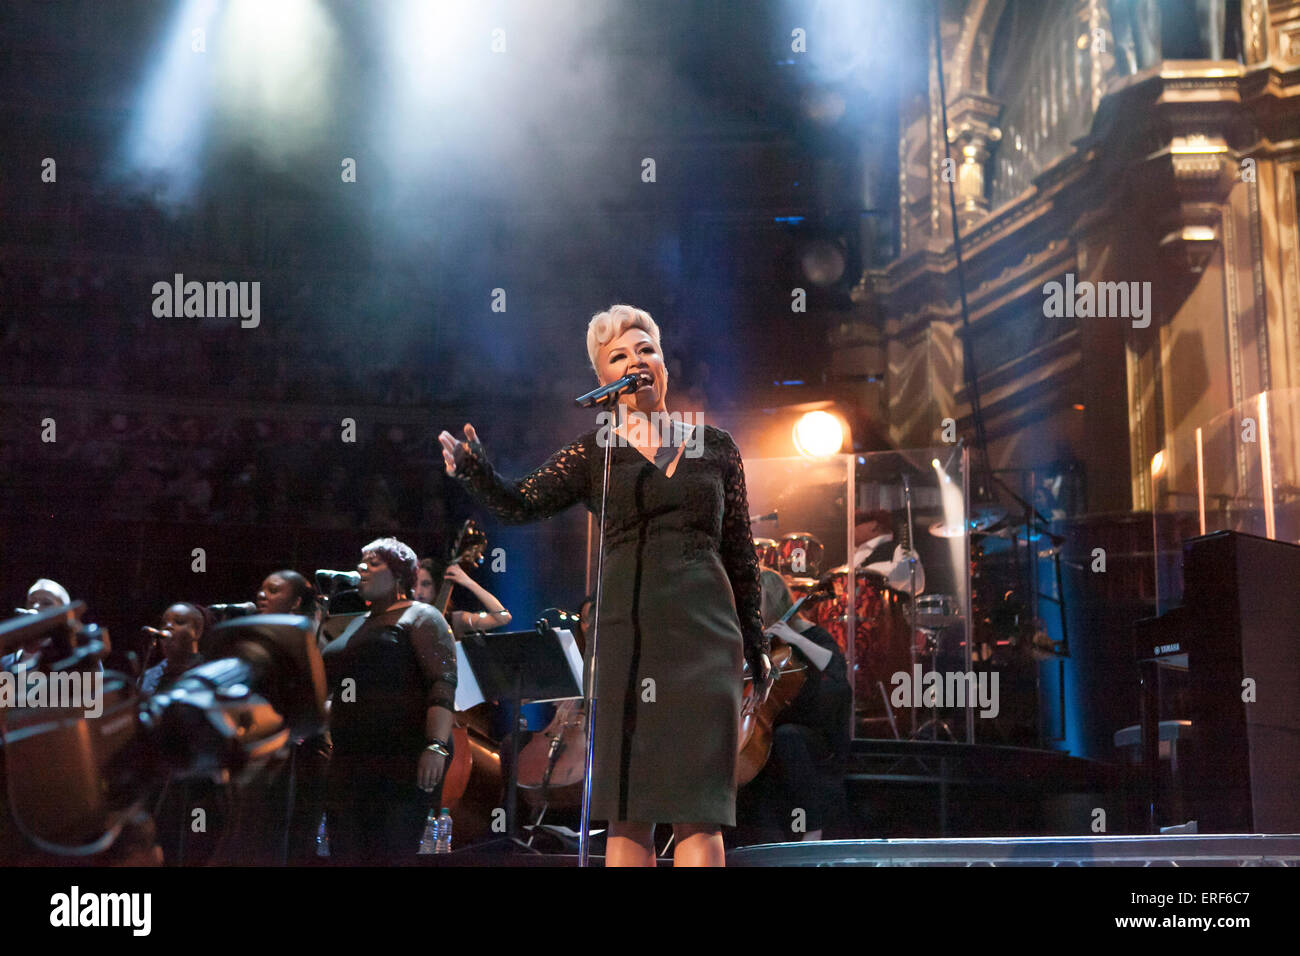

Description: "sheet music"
453 640 485 711
534 628 585 703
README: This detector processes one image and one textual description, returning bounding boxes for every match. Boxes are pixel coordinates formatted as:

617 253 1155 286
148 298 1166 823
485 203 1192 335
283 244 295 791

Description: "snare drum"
913 593 966 670
915 593 960 621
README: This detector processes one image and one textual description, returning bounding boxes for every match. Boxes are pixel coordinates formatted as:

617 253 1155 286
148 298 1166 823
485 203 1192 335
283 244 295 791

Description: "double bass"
736 575 835 786
433 520 506 843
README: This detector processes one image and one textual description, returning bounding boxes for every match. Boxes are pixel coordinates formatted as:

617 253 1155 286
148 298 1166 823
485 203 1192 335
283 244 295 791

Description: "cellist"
743 569 851 842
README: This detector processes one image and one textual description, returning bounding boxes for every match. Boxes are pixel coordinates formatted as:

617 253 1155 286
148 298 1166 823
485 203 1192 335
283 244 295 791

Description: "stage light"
214 0 339 155
1151 450 1166 478
123 0 220 201
799 238 847 286
796 0 886 88
122 0 338 196
388 0 471 103
379 0 488 178
792 411 844 457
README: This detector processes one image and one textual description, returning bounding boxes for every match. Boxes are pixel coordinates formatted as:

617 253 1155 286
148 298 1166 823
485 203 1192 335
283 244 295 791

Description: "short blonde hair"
586 304 662 373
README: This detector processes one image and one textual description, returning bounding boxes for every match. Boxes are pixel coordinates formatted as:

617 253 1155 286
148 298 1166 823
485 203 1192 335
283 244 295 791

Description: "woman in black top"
251 568 329 863
143 602 222 864
440 304 772 867
321 538 458 864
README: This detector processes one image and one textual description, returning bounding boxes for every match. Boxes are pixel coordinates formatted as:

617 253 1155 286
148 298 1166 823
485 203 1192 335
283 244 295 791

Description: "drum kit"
753 505 1066 744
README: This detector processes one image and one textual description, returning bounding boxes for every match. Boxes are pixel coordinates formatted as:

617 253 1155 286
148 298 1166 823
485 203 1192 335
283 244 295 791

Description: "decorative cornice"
875 62 1300 321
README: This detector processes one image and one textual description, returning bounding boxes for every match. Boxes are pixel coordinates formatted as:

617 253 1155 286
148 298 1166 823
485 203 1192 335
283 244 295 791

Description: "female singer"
439 304 772 867
254 568 326 647
142 601 220 863
253 569 317 615
140 602 208 694
254 569 328 862
320 538 458 863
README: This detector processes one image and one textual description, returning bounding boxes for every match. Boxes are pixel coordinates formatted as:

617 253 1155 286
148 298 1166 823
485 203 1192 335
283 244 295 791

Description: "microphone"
315 570 360 593
574 372 650 409
210 601 257 622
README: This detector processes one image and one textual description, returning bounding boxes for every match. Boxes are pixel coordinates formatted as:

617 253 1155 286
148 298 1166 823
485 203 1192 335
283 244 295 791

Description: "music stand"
456 623 583 853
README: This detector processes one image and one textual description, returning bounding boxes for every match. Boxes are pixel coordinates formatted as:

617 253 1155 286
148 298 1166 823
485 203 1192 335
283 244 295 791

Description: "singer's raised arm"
455 432 595 524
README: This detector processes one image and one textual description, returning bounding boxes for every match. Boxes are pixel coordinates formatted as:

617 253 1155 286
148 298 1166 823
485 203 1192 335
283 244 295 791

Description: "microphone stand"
578 395 617 868
901 475 921 738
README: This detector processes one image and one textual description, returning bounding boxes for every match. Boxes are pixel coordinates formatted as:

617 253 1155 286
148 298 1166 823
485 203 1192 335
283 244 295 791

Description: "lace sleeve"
714 427 768 662
455 432 592 524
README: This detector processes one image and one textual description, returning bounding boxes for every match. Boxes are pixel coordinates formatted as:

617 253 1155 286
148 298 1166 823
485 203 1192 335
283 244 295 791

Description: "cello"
517 608 587 811
516 696 586 811
433 520 506 843
736 574 835 786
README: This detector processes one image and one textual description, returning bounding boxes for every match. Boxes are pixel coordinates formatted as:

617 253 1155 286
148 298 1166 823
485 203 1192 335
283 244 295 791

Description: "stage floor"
416 833 1300 866
726 833 1300 866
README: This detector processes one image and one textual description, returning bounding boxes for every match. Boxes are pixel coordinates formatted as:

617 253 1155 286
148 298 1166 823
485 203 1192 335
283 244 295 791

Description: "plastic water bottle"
315 812 330 858
434 808 452 854
418 809 439 854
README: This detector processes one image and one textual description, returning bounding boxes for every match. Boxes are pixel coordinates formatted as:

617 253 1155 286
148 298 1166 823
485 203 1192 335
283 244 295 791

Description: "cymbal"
988 523 1064 542
986 524 1065 555
929 505 1007 538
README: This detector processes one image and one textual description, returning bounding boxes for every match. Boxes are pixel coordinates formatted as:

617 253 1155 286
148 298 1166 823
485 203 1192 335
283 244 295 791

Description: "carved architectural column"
944 91 1003 228
1241 0 1268 63
1154 133 1237 274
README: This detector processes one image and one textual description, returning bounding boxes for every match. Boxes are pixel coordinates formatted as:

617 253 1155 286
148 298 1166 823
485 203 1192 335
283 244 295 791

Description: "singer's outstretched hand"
439 424 479 476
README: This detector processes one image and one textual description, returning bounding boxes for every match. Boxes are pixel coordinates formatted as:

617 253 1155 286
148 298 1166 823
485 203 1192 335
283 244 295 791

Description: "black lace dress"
456 423 767 825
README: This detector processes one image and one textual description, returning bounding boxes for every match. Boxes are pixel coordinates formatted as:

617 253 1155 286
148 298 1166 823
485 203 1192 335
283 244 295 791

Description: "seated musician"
740 570 851 843
853 508 925 595
415 557 512 637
